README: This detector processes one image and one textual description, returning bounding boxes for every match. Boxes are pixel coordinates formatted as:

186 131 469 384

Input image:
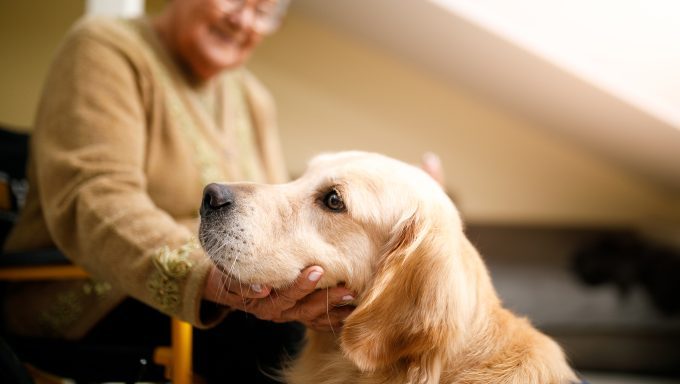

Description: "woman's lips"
209 24 247 46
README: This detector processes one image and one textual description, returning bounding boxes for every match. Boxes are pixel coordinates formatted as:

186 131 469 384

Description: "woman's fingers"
203 264 357 328
214 266 326 320
203 266 270 305
421 151 445 186
278 286 354 323
309 305 355 332
269 266 324 310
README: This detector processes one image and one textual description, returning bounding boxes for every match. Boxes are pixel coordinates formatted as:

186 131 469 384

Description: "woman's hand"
421 152 445 186
204 265 355 332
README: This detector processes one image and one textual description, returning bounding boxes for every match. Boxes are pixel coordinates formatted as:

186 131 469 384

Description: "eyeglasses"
218 0 291 34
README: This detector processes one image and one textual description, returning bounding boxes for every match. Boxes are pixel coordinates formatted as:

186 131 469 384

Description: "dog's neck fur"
285 237 577 384
288 306 577 384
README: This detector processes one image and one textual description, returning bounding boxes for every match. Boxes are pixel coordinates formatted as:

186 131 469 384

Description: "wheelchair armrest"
0 249 70 267
0 249 87 281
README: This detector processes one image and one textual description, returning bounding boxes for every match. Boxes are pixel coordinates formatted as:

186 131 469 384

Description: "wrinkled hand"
421 152 445 187
204 265 355 332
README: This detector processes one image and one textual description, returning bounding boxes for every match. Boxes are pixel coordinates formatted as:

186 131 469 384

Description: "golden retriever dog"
198 151 579 384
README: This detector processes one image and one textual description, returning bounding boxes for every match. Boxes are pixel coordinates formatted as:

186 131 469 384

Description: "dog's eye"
323 190 345 212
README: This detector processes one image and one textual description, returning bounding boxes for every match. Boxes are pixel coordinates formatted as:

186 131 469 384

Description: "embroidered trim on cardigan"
39 280 112 336
147 238 198 312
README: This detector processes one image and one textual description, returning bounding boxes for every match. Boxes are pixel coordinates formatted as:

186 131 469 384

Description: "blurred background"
1 0 679 383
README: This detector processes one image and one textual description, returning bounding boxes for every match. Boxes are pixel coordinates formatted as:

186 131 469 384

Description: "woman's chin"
194 51 249 79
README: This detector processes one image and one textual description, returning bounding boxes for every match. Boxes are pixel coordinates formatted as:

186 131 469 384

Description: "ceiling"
293 0 680 192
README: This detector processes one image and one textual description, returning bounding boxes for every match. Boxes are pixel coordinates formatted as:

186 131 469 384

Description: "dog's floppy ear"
341 209 475 383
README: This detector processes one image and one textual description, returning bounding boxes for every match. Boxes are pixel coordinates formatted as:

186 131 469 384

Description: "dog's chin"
207 256 301 290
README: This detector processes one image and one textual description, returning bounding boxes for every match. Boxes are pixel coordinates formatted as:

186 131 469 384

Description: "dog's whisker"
218 256 232 300
226 256 240 294
236 270 249 314
326 287 336 338
267 287 277 306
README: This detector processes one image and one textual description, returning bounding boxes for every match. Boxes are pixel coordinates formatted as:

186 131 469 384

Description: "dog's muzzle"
200 183 235 217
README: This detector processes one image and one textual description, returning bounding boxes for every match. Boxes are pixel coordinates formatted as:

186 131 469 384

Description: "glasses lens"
220 0 244 13
254 0 290 34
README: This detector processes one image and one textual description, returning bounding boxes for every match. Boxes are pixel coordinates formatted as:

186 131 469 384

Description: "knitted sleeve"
31 19 227 329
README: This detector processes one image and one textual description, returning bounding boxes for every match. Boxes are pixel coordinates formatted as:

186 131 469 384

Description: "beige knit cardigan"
3 16 287 339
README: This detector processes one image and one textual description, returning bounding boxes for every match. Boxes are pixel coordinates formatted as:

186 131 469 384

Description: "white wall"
1 4 678 226
249 13 680 226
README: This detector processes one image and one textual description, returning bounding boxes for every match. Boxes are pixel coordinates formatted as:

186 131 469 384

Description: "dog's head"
199 151 491 380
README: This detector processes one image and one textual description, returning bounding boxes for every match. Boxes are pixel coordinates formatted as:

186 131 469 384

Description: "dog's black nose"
201 183 234 216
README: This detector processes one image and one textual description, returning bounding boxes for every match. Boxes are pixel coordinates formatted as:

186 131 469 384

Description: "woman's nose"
226 4 257 30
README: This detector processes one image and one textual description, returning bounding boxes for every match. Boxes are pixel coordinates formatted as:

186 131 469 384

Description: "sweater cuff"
146 239 229 328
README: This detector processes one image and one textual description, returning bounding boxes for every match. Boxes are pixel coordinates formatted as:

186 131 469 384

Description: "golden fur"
199 151 578 384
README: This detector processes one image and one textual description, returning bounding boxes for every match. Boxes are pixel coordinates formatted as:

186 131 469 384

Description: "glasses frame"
218 0 290 35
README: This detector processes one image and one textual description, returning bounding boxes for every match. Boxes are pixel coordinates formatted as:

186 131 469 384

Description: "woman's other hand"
421 151 445 187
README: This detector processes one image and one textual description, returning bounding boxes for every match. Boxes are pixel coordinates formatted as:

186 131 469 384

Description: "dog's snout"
201 183 234 216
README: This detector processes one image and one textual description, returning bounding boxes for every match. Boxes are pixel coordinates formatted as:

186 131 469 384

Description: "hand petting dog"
204 265 355 331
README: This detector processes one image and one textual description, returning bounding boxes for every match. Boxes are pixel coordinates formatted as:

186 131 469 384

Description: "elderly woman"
2 0 354 382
